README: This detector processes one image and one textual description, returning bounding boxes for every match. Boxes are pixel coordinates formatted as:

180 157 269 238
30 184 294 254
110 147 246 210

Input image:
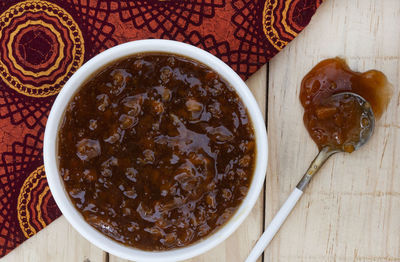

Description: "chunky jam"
58 54 256 250
300 58 391 151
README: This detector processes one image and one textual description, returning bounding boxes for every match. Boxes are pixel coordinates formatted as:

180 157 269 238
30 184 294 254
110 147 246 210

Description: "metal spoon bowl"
246 92 375 262
342 92 375 150
297 92 375 190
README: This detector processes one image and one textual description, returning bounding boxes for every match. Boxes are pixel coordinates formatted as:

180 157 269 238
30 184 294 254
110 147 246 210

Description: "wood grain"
264 0 400 261
3 0 400 261
2 217 105 262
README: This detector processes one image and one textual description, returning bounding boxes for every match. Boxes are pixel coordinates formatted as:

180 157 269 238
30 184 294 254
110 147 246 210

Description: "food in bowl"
57 53 256 250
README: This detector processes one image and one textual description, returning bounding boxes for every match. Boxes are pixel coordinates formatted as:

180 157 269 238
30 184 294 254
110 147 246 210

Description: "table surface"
3 0 400 261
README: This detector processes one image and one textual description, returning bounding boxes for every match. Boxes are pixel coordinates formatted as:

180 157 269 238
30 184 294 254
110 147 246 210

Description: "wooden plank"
110 65 267 262
1 216 106 262
264 0 400 261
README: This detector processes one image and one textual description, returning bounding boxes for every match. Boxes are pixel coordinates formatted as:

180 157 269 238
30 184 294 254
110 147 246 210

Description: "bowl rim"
44 39 268 262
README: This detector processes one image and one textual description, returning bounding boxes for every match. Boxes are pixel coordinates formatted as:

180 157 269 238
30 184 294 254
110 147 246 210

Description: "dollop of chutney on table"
300 58 392 151
58 54 256 250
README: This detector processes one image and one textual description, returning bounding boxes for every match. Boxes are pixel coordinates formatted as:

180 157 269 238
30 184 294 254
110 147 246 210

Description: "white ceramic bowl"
44 39 268 262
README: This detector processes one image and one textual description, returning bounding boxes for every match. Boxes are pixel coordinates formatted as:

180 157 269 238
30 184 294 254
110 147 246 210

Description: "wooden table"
4 0 400 261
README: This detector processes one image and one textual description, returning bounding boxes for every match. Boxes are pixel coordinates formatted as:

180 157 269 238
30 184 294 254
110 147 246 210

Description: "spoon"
245 92 375 262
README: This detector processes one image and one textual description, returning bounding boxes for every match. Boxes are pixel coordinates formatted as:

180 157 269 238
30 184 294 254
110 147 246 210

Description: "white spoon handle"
245 188 303 262
246 148 336 262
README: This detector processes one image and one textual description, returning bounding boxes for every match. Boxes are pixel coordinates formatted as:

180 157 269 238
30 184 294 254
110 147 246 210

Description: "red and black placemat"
0 0 322 257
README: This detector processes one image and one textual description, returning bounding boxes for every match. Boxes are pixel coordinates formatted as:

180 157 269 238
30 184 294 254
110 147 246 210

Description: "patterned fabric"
0 0 322 257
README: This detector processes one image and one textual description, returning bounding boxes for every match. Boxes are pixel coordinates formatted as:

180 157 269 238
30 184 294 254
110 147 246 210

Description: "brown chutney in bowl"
58 53 256 250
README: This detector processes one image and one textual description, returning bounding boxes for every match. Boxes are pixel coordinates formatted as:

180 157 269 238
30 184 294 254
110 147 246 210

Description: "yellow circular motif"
7 20 65 77
17 165 47 238
262 0 288 51
0 0 85 97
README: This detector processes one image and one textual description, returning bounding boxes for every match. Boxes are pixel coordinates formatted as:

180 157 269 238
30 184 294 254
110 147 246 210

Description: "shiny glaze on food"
300 58 391 151
58 53 256 250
